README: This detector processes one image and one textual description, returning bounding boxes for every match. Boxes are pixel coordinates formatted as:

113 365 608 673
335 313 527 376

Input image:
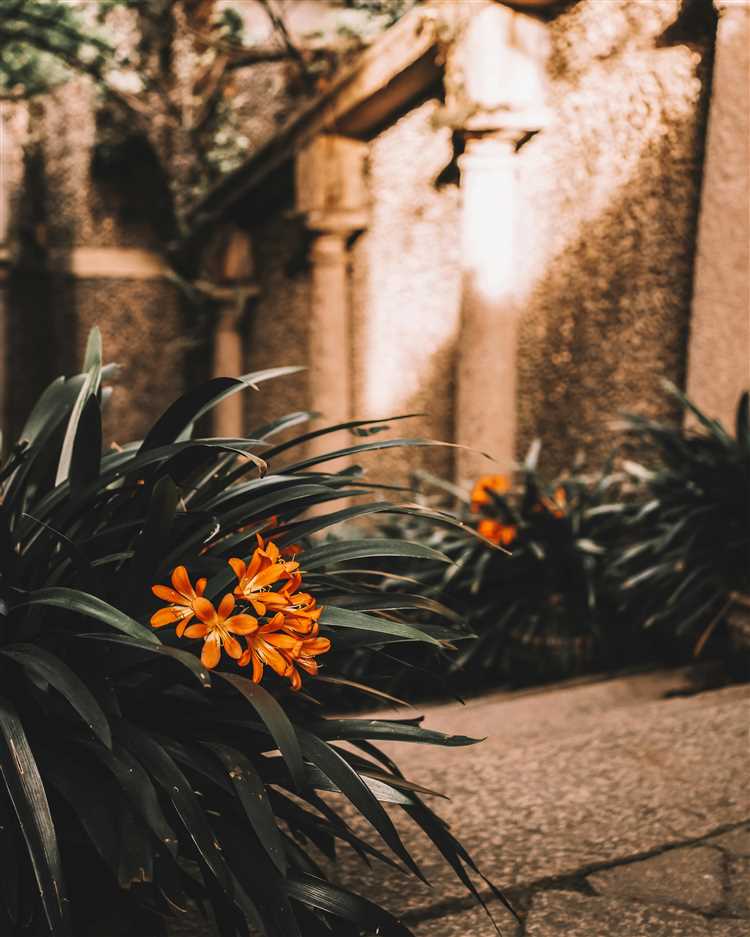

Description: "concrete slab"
335 682 750 919
524 890 747 937
586 846 725 914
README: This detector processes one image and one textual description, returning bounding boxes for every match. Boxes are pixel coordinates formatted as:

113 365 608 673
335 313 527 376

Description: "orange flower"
478 518 517 546
182 594 258 670
238 612 304 684
542 486 567 518
229 534 299 615
150 566 208 637
283 636 332 691
470 474 511 513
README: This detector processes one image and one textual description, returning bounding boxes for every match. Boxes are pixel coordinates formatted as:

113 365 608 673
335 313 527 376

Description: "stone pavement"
172 666 750 936
331 666 750 935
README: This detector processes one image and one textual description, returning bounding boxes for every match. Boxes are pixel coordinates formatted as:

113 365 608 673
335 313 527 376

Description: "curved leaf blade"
1 645 111 749
0 698 70 936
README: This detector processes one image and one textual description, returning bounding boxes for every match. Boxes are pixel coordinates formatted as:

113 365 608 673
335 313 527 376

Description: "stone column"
686 0 750 427
207 285 258 438
296 136 369 463
0 103 11 428
445 1 549 485
198 226 258 438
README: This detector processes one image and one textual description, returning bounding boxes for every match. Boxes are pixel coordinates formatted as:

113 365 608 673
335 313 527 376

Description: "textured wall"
350 99 462 482
686 0 750 429
514 0 715 473
246 210 312 438
6 80 187 444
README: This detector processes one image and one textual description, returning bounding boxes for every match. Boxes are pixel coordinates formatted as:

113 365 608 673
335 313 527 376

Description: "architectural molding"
46 246 169 279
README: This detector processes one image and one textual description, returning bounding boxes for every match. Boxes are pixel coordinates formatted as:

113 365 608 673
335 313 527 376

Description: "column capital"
295 134 370 235
440 0 551 143
714 0 749 14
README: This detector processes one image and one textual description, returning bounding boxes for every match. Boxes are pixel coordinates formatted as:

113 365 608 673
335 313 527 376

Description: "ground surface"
173 665 750 936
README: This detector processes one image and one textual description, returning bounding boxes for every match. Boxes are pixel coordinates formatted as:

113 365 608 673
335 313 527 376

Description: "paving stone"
726 856 750 916
411 901 520 937
524 890 747 937
708 825 750 858
336 684 750 918
587 846 725 913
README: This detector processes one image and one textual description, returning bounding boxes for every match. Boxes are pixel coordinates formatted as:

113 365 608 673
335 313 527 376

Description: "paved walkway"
331 666 750 935
172 666 750 936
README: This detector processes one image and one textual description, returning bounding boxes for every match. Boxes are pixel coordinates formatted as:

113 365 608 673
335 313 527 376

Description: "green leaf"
56 329 102 487
301 539 450 570
75 739 179 855
310 718 480 747
141 367 303 451
286 870 414 936
319 606 446 646
281 437 470 474
202 742 287 875
76 633 211 687
0 698 70 936
69 394 102 493
214 672 306 791
115 723 233 895
296 729 425 881
16 588 160 644
0 644 111 748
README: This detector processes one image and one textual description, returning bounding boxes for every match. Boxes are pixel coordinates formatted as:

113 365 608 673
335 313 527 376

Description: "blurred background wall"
0 0 747 482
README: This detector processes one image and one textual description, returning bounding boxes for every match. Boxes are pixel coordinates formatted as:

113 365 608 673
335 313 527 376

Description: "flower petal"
256 641 291 677
152 585 185 604
217 593 235 620
223 634 243 659
175 614 195 637
226 614 258 635
171 566 194 598
265 633 302 653
201 635 221 669
184 622 208 639
150 607 184 628
251 564 286 589
193 597 218 626
228 557 246 582
195 578 208 596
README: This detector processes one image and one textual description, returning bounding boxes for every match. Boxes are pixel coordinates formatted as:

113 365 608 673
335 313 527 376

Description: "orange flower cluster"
150 534 329 689
470 474 518 547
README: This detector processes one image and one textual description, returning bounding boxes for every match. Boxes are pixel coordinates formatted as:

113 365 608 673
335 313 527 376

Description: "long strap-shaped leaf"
286 870 414 937
215 672 306 791
0 644 111 749
140 367 304 452
16 588 160 645
55 328 102 487
0 698 70 935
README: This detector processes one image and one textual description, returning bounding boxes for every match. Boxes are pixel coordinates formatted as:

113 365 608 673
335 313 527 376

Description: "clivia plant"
0 329 509 937
367 445 627 689
611 385 750 662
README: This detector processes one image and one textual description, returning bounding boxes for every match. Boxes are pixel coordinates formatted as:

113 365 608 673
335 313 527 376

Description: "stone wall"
350 99 462 482
514 0 715 473
5 80 187 444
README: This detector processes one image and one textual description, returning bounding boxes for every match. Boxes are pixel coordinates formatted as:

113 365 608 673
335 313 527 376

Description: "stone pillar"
444 1 549 485
0 103 11 429
686 0 750 428
198 226 258 438
296 135 369 462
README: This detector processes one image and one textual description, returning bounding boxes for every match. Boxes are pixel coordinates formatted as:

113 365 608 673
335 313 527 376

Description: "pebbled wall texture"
5 79 187 445
2 0 723 485
513 0 715 474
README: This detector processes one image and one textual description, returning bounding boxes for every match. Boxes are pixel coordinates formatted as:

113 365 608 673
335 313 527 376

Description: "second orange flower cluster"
469 474 568 546
150 534 329 689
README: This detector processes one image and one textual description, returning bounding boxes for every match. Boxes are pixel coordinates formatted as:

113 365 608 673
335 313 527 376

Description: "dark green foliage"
331 448 631 697
610 385 750 657
0 328 503 936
